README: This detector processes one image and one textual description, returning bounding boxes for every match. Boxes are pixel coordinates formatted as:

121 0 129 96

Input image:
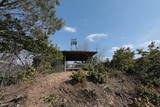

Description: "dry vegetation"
1 71 158 107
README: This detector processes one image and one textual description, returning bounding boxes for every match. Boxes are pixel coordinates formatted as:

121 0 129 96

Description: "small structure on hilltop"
61 39 97 71
71 39 78 50
61 51 97 71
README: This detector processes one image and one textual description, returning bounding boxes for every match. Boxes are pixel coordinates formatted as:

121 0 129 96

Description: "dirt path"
0 72 72 107
24 72 72 107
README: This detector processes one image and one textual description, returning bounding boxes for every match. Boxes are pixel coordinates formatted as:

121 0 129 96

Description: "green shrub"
133 42 160 87
110 70 123 78
15 66 36 82
71 65 107 84
133 86 160 107
0 76 17 86
0 66 36 86
111 48 135 71
79 88 98 102
133 97 155 107
104 87 112 94
83 59 108 84
153 78 160 87
32 47 63 74
95 63 107 72
83 57 97 71
36 60 55 74
71 70 87 83
88 63 108 84
89 71 107 84
42 93 58 103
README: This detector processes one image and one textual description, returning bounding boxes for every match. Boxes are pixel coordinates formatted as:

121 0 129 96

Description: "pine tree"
0 0 64 67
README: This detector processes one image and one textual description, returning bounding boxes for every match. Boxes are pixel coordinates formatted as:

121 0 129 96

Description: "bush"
35 60 56 74
32 46 63 74
79 88 98 102
133 86 160 107
0 66 36 86
95 63 107 73
87 63 107 84
89 70 107 84
133 97 155 107
0 76 17 86
42 93 58 103
133 42 160 87
15 66 36 82
83 59 108 84
71 70 87 83
83 57 97 71
111 48 135 71
71 63 108 84
111 70 123 78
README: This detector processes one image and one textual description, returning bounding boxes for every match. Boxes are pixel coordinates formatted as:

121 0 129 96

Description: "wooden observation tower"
61 39 97 71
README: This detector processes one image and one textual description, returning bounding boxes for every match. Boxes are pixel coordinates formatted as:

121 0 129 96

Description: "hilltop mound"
0 72 158 107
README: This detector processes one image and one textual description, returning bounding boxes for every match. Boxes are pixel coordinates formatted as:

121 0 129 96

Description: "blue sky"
52 0 160 58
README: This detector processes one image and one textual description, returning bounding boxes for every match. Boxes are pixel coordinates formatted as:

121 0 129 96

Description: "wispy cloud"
122 44 134 49
99 56 112 62
111 47 120 52
111 44 134 53
140 40 160 48
86 33 109 42
64 26 77 33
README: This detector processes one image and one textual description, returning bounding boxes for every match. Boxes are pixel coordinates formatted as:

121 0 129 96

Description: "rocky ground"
0 71 158 107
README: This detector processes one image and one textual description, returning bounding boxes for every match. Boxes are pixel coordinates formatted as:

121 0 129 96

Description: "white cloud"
111 47 120 52
111 44 133 53
122 44 134 49
86 33 109 42
64 26 77 32
100 56 112 62
140 40 160 48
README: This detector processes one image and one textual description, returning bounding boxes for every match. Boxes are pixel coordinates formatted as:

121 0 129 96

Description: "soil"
0 72 157 107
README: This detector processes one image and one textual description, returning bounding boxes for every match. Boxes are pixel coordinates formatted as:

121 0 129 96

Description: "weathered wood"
61 51 97 61
0 103 10 107
7 96 24 103
0 95 24 107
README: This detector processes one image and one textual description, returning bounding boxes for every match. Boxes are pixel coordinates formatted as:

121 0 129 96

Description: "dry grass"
0 72 159 107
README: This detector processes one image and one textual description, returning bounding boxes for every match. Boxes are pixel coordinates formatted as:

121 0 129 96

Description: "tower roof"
61 50 97 61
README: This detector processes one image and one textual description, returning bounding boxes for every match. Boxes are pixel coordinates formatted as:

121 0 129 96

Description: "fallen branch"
0 95 24 107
